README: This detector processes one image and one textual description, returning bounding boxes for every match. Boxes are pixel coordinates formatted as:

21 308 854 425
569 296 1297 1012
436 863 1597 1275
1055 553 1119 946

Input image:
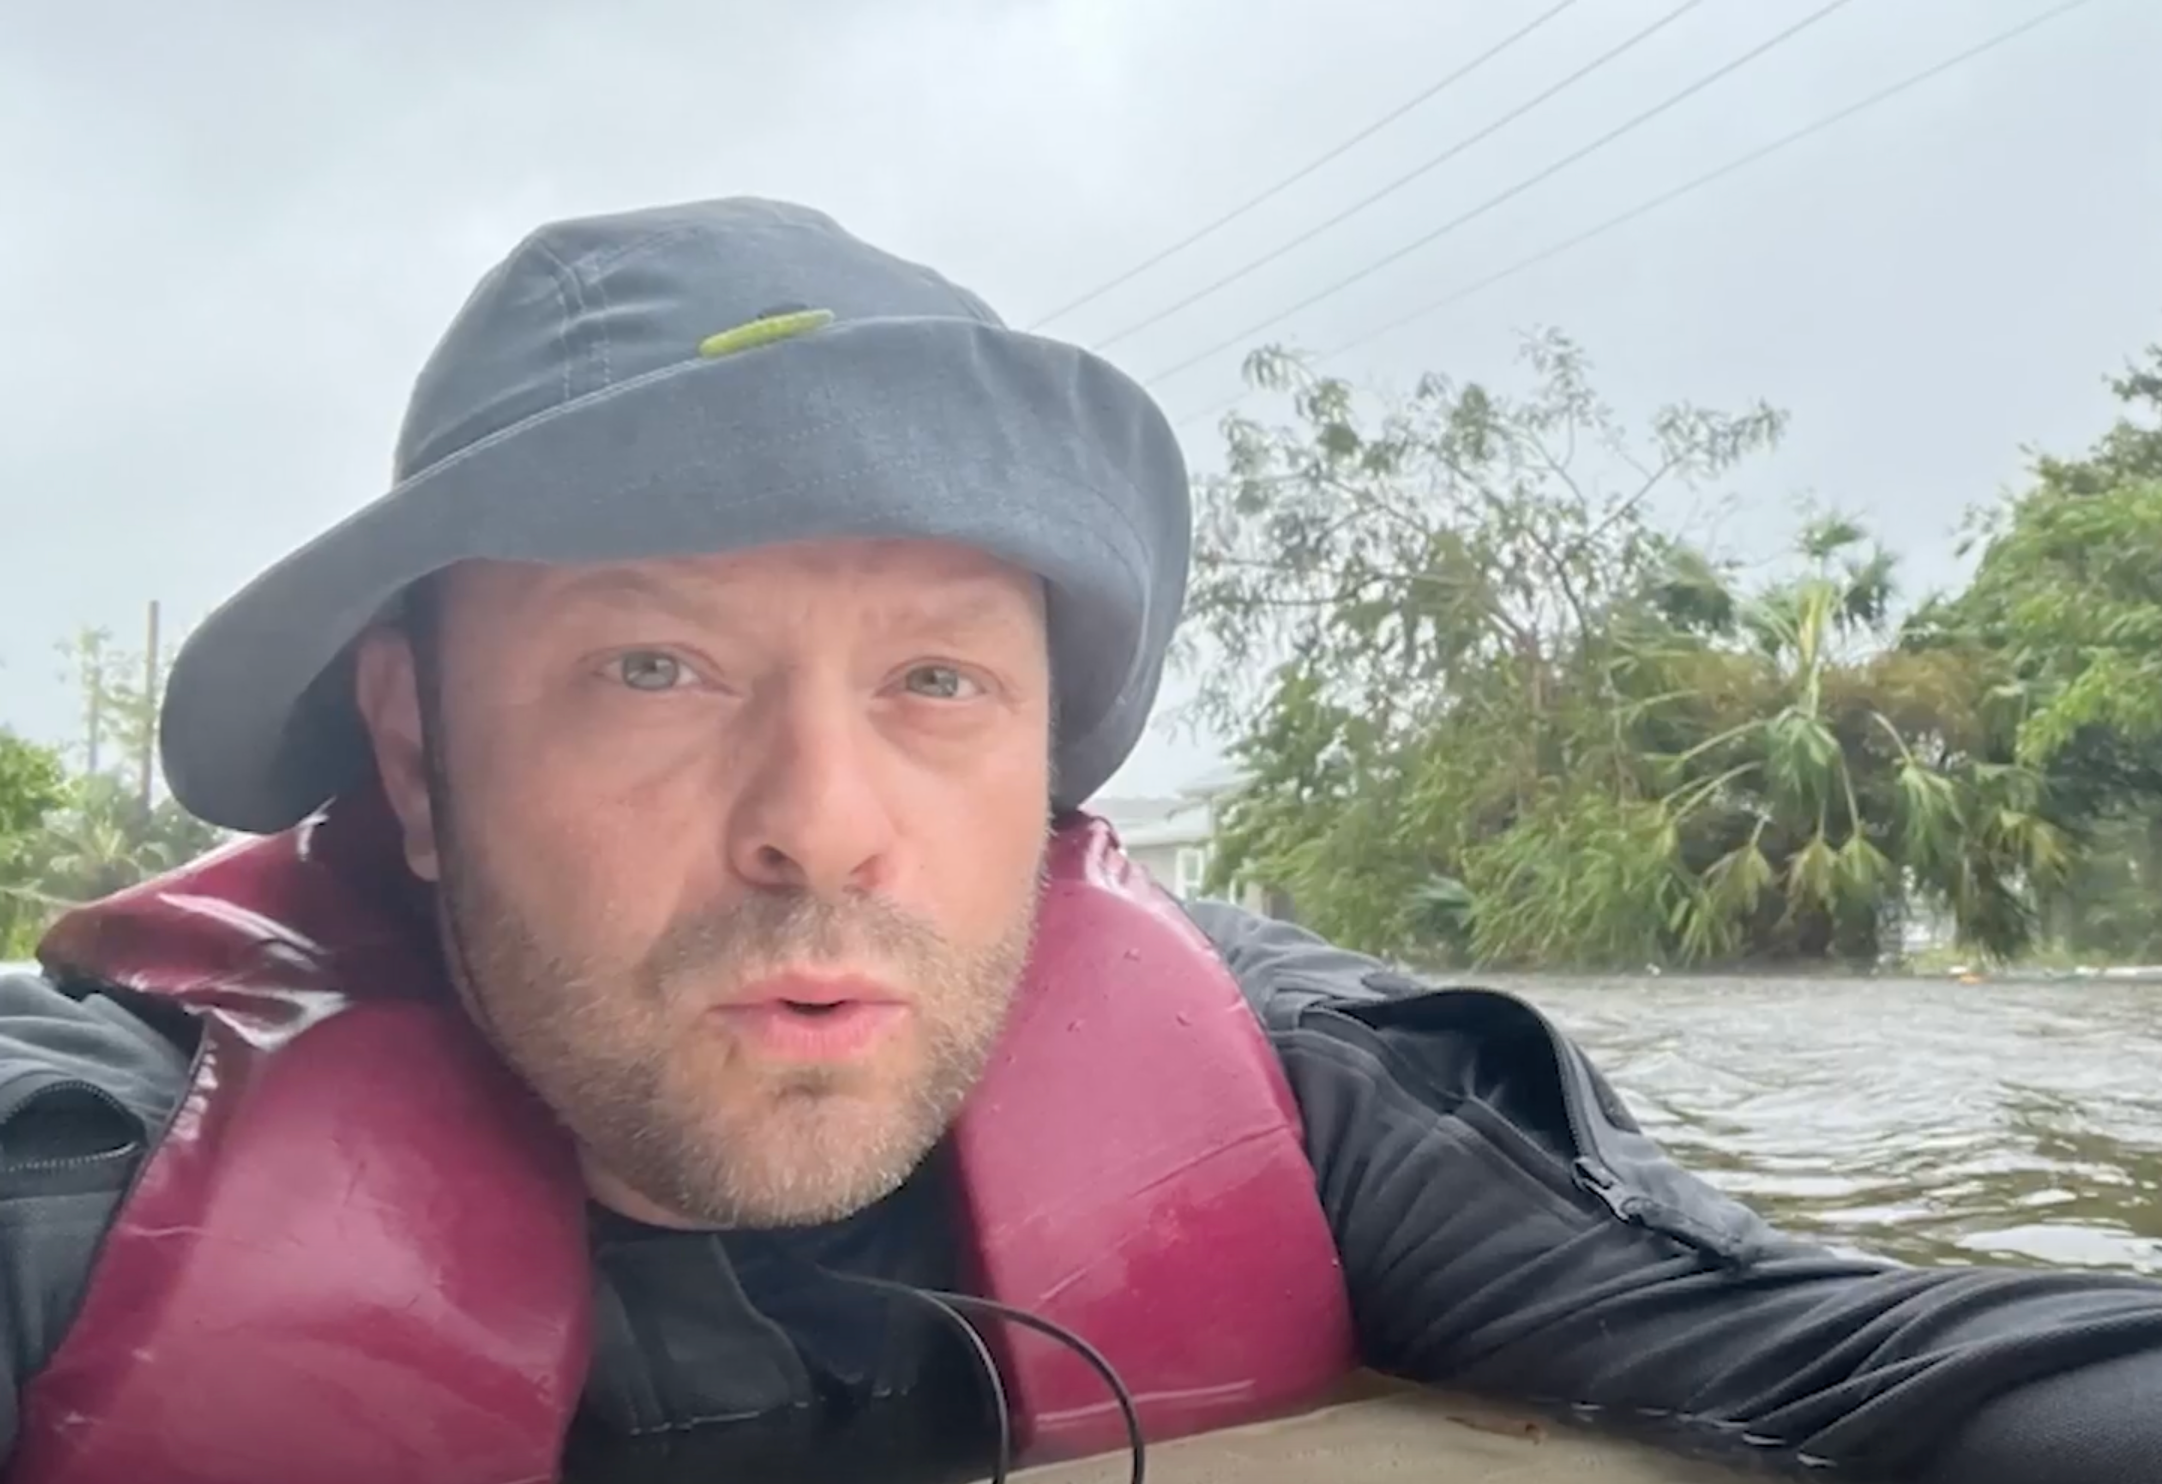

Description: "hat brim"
161 317 1189 834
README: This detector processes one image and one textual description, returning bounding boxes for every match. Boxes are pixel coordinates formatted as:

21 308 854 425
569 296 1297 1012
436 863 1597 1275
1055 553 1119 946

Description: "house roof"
1085 794 1182 829
1088 791 1215 849
1119 801 1215 848
1085 765 1254 848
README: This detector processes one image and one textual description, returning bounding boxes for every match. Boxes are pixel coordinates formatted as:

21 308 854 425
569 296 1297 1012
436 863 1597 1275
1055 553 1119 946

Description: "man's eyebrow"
535 566 1043 636
879 586 1042 636
539 568 723 625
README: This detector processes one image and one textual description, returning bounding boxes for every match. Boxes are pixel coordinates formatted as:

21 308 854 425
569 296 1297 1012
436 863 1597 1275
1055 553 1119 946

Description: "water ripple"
1488 975 2162 1275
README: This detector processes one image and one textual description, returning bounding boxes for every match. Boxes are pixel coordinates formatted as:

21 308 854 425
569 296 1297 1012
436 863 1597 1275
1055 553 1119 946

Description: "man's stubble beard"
429 806 1043 1231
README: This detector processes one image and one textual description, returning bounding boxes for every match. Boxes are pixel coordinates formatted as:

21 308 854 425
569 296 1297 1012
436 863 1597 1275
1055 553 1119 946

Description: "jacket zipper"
1330 980 1638 1220
1539 1020 1754 1266
1544 1035 1641 1222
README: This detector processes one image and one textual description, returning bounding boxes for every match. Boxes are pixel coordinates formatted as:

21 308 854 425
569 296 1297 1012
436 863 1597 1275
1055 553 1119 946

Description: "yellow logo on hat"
697 308 836 360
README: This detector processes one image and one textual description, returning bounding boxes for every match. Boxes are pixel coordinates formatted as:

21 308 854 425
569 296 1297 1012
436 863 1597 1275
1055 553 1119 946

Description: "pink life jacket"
16 789 1355 1484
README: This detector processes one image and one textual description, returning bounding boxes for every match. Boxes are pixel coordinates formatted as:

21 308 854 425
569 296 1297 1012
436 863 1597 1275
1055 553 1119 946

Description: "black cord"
903 1286 1016 1482
820 1272 1017 1479
826 1272 1147 1484
924 1286 1146 1484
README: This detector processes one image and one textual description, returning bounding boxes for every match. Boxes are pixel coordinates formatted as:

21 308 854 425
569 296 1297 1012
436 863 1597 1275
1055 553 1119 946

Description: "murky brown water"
1494 973 2162 1275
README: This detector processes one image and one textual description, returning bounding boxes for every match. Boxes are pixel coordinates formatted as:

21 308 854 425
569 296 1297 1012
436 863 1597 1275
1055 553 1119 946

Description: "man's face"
353 539 1052 1229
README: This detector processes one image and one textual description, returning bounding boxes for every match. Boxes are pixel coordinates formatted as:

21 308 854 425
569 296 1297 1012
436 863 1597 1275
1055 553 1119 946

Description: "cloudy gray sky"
4 0 2155 799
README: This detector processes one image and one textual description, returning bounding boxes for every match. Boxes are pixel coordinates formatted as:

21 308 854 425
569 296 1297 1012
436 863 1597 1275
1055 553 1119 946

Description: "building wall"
1087 782 1286 920
1121 839 1214 901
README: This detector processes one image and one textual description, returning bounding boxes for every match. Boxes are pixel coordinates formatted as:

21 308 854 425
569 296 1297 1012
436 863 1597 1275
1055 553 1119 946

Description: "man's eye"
612 651 685 691
902 664 976 700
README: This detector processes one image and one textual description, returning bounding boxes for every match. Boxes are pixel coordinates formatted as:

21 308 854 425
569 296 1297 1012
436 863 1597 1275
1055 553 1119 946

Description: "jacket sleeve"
1185 903 2162 1484
0 969 191 1461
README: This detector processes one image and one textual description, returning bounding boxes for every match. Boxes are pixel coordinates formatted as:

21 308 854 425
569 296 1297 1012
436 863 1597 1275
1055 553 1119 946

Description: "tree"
1916 346 2162 961
55 615 175 806
0 732 68 959
1628 519 2060 964
1933 349 2162 768
1186 333 2079 968
1185 330 1778 961
2 613 222 956
1182 328 1783 737
1182 331 1773 958
25 772 223 909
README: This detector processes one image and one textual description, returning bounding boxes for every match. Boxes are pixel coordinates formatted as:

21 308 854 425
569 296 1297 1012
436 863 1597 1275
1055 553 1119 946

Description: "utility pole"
138 601 161 810
83 634 103 778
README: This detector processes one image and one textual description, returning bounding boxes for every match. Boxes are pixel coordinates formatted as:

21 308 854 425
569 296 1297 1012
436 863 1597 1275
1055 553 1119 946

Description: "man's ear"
352 628 441 882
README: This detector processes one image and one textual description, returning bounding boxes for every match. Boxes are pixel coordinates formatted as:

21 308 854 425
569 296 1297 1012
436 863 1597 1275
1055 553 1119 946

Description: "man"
2 198 2158 1484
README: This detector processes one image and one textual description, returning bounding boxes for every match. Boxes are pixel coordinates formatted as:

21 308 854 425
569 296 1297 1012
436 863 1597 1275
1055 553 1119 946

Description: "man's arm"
0 967 191 1458
1187 905 2162 1484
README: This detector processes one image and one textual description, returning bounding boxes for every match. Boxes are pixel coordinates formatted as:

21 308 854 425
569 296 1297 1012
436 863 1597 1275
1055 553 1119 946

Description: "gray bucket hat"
160 197 1190 834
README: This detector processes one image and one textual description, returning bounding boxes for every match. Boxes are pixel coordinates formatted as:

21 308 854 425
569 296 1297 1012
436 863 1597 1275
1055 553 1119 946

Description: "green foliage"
1457 786 1689 968
1913 346 2162 963
0 622 223 959
0 732 69 958
0 732 65 844
1920 348 2162 759
53 624 173 795
27 771 224 909
1188 331 2142 969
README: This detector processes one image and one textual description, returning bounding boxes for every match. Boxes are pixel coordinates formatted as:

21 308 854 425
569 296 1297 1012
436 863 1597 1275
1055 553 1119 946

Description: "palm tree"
1658 521 2063 962
11 773 224 942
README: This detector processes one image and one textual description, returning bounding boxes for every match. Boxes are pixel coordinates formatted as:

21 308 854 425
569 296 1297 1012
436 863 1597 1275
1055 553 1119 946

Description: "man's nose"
724 680 900 898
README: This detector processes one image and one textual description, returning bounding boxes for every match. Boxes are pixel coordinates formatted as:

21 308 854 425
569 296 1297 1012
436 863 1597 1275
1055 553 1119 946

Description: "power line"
1170 0 2106 434
1025 0 1584 334
1324 0 2107 366
1139 0 1859 388
1090 0 1709 355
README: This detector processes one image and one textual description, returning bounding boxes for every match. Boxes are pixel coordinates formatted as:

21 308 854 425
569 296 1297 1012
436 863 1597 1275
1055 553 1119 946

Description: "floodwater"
1499 973 2162 1275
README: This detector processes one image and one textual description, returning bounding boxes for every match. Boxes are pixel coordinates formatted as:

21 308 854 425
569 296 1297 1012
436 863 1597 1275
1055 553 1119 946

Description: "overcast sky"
4 0 2156 801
